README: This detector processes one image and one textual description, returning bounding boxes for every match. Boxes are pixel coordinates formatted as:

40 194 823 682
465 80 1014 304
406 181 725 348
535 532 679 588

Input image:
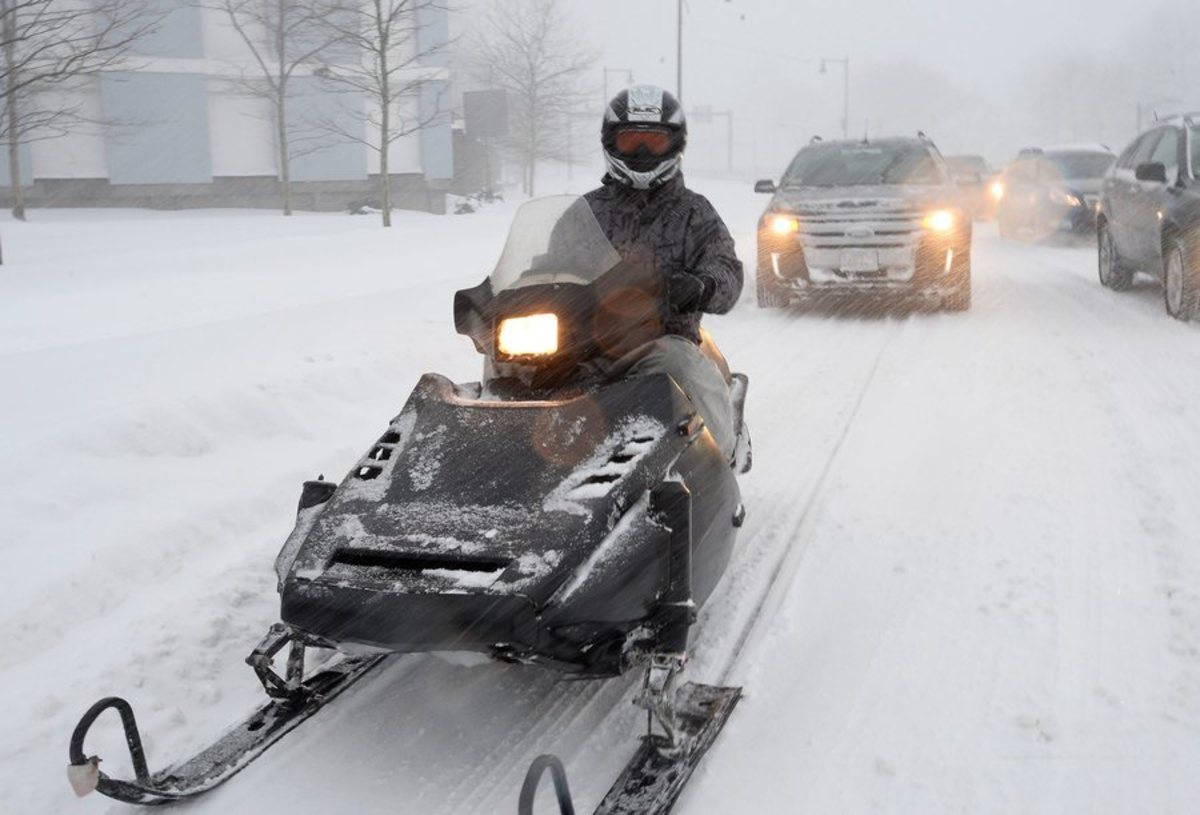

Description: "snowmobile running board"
519 682 741 815
66 653 386 805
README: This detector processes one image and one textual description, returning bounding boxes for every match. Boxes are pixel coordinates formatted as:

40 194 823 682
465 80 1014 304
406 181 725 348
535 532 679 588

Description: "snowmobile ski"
67 648 386 805
595 681 741 814
518 681 741 815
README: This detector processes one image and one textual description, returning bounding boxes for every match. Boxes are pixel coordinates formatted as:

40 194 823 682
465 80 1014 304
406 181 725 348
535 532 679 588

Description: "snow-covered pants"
593 332 736 459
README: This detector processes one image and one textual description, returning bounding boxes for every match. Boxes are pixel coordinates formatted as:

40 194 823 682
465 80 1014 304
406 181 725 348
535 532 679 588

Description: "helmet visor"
614 127 673 157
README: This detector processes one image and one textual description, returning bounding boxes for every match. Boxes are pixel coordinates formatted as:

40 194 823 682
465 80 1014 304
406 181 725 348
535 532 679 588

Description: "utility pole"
819 56 850 138
676 0 683 102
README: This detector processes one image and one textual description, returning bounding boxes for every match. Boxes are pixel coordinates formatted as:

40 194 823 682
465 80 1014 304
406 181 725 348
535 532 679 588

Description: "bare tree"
205 0 347 215
0 0 159 221
314 0 447 227
470 0 595 196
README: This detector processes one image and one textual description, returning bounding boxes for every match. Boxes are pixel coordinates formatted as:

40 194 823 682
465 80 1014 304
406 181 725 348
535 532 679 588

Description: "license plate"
839 249 879 273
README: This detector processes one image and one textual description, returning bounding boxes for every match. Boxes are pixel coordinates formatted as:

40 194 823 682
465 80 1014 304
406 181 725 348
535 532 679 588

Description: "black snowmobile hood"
280 373 697 609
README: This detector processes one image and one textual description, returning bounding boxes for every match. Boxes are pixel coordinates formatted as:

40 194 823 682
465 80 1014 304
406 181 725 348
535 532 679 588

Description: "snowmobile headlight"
498 313 558 357
990 180 1005 200
767 214 800 236
923 209 957 234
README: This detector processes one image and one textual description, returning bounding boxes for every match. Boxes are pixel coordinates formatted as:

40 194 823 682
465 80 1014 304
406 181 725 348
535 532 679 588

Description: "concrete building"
2 0 453 213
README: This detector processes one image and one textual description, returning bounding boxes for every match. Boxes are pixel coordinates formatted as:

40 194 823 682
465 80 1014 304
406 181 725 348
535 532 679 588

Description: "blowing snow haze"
536 0 1200 175
5 0 1200 808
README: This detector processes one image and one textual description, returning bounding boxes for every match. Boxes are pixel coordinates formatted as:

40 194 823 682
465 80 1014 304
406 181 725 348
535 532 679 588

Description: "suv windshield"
1045 152 1114 179
781 143 946 187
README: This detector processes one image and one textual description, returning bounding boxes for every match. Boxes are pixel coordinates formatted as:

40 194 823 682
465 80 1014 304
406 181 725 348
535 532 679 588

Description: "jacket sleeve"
684 195 744 314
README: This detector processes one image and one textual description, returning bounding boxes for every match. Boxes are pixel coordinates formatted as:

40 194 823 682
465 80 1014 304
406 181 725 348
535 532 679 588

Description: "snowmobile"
67 195 751 812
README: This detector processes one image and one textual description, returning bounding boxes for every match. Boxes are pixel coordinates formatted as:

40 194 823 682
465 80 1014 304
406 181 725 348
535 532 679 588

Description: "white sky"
559 0 1198 176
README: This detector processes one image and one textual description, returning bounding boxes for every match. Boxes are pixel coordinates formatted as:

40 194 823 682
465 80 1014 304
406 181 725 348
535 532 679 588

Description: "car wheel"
1098 223 1133 292
943 249 971 312
1163 233 1198 321
755 255 790 308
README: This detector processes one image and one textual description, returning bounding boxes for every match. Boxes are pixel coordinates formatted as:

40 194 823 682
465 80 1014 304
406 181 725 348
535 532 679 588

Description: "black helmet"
601 85 687 190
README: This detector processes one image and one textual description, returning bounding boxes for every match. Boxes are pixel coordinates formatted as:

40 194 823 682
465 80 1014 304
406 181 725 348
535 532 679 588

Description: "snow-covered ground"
3 177 1200 815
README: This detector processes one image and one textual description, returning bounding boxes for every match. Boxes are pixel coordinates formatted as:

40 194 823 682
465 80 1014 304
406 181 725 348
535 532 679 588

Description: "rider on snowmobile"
583 84 743 457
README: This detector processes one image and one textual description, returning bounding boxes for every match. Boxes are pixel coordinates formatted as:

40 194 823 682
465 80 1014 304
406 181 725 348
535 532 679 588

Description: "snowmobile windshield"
489 196 622 293
781 143 948 187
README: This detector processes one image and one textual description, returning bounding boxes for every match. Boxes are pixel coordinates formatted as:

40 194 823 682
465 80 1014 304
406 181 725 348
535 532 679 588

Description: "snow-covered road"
3 179 1200 814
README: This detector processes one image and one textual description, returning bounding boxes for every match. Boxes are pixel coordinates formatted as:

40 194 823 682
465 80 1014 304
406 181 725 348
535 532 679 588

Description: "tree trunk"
526 96 537 197
275 2 293 216
277 88 293 216
380 121 391 227
3 5 25 222
378 11 391 228
6 133 21 220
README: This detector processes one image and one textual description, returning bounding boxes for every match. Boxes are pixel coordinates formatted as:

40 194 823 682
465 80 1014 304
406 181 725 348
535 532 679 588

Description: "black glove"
667 272 714 314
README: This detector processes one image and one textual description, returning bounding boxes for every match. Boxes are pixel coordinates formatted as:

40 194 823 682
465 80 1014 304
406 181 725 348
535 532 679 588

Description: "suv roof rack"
809 135 823 144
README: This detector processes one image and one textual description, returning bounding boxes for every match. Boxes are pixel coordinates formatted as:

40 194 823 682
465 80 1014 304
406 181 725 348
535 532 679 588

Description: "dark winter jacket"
584 173 743 343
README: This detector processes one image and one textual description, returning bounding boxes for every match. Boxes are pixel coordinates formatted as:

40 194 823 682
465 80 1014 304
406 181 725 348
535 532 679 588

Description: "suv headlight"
923 209 957 234
1049 188 1082 208
765 213 800 235
498 313 558 357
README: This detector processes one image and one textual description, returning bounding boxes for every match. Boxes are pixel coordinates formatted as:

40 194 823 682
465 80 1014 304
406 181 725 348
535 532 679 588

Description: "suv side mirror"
754 179 777 194
1135 162 1168 184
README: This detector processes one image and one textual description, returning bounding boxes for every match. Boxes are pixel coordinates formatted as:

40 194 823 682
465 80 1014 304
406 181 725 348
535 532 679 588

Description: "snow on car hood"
770 184 958 213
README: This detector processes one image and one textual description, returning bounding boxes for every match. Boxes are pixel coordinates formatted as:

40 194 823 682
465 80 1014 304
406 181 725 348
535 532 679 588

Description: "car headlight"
497 313 558 357
923 209 957 234
1049 189 1082 208
766 213 799 236
990 180 1005 200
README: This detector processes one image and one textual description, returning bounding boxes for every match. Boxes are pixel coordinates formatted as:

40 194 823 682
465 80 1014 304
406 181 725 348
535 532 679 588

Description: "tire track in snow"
439 673 636 813
714 325 895 685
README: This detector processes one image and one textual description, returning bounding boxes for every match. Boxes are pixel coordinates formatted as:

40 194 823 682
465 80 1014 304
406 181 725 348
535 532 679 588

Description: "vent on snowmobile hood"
330 549 511 574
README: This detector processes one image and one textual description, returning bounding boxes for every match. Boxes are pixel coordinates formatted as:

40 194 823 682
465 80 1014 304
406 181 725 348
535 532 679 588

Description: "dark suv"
995 146 1114 239
1097 115 1200 320
754 136 971 311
